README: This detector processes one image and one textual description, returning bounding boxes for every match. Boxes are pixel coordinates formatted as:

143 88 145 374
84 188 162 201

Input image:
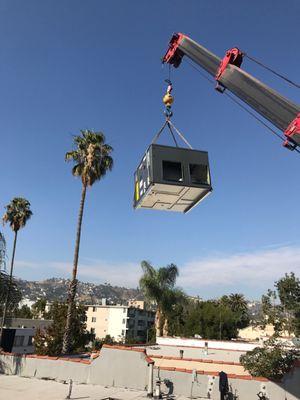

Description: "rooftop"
0 375 156 400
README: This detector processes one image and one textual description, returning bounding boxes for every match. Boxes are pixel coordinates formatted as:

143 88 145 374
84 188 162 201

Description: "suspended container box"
133 144 212 213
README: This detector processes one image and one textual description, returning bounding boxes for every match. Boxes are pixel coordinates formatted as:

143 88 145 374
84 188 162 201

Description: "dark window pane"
162 161 183 182
189 164 208 185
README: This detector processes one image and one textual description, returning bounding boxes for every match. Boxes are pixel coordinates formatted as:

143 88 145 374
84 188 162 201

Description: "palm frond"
66 130 113 187
3 198 32 232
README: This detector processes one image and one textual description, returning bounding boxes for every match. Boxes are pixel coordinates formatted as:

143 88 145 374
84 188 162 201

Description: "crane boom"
163 33 300 149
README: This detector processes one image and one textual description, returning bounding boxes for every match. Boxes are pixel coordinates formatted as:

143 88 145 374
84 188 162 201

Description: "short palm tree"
1 198 32 340
62 129 113 354
139 261 184 337
228 293 248 313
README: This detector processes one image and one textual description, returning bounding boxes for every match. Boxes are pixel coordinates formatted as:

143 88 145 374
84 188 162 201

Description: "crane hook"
163 79 174 118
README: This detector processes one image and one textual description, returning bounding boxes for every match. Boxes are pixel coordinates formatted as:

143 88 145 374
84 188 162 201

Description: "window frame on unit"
189 163 210 185
162 160 183 183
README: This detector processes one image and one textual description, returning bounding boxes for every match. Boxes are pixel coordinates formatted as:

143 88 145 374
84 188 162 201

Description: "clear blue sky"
1 0 299 299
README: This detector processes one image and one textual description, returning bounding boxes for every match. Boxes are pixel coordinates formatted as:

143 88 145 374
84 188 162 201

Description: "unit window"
122 319 126 324
122 330 125 336
28 336 33 346
92 317 96 323
92 307 96 312
189 164 209 185
90 328 95 334
162 161 183 182
14 336 24 347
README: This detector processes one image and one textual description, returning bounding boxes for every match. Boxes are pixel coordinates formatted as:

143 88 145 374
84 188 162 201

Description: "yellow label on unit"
135 181 140 201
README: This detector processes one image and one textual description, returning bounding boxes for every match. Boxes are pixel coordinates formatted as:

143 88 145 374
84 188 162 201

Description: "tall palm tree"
62 130 113 354
0 232 6 271
139 261 184 337
0 198 32 341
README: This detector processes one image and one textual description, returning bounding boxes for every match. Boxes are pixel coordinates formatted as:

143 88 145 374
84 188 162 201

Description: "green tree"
89 335 116 351
15 304 33 319
220 293 250 329
182 300 238 340
0 198 32 341
32 298 47 319
240 338 298 380
276 273 300 335
139 261 185 337
260 273 300 336
0 271 22 318
62 130 113 354
35 302 89 356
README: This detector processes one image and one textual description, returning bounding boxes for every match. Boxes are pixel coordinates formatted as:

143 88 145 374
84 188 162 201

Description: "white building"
86 302 155 343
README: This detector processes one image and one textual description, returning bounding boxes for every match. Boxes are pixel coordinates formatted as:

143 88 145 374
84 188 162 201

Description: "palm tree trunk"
155 308 163 338
62 184 87 354
0 231 18 346
163 317 169 337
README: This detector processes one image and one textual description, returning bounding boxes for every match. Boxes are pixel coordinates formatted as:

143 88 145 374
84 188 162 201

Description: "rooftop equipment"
133 79 212 213
134 143 212 213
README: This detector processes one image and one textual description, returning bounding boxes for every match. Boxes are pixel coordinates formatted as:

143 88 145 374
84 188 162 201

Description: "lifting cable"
244 53 300 89
184 58 300 154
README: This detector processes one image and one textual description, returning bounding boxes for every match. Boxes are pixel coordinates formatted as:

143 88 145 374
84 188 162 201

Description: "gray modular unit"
133 144 212 213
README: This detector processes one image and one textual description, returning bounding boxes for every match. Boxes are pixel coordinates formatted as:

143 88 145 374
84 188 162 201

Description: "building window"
122 330 125 336
92 307 96 312
122 319 126 324
123 308 126 313
162 161 183 182
28 336 33 346
14 336 24 347
90 328 95 334
92 317 96 323
138 320 145 327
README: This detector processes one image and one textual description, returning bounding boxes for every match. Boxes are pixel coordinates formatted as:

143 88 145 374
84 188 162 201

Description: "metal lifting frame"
163 33 300 149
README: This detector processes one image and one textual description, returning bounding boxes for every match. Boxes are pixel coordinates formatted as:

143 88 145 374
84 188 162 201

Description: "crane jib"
163 33 300 149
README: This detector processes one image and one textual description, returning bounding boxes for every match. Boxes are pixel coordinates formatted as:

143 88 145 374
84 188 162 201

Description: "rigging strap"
151 118 193 149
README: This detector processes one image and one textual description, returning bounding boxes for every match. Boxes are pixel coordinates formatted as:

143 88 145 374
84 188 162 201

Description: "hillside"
17 277 143 305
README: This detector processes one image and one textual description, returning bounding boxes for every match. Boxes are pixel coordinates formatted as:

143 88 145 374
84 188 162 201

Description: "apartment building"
86 302 155 343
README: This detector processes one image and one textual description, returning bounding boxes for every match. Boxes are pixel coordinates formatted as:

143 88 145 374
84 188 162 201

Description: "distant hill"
17 277 143 305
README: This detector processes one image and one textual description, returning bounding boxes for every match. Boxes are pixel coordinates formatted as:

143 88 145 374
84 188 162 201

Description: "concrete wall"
0 345 152 391
89 346 150 390
1 346 300 400
157 367 300 400
0 354 89 384
157 336 259 351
